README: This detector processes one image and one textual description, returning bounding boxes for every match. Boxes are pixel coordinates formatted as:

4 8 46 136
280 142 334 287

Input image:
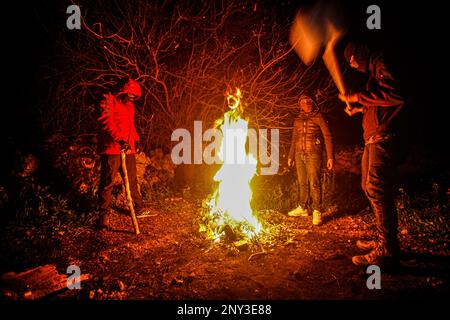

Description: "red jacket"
97 93 140 155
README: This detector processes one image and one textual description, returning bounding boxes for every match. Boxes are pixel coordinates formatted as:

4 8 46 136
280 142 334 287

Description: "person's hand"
288 158 294 167
118 140 131 152
327 159 334 171
135 141 142 154
339 92 359 104
344 106 364 117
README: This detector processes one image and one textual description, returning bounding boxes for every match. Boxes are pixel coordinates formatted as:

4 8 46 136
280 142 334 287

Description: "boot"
352 245 400 271
356 239 378 251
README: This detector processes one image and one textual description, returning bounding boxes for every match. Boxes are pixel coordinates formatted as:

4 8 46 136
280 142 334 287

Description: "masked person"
288 95 334 225
96 78 148 230
339 43 405 268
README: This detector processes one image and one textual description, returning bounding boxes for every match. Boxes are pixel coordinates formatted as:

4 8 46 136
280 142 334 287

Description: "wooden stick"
322 21 352 113
120 150 140 235
1 265 90 300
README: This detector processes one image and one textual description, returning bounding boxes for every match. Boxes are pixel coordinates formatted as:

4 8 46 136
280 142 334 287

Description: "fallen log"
0 264 89 300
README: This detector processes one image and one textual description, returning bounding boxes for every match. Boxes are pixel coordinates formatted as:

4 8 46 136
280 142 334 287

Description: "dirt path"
1 195 448 300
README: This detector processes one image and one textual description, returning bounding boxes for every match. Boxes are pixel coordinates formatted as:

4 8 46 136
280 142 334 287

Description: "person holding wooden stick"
339 43 406 269
96 78 148 231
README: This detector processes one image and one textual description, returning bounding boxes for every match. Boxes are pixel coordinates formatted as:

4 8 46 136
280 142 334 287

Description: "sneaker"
312 210 322 225
356 239 378 251
288 205 309 217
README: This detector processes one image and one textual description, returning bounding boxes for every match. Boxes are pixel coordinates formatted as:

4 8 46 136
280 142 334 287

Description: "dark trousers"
98 154 142 214
361 140 399 256
295 153 322 211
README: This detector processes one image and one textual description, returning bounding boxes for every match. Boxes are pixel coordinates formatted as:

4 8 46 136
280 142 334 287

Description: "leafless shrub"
42 0 337 154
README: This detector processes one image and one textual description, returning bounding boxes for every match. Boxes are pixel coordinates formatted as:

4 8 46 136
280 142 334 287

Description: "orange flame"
207 89 261 240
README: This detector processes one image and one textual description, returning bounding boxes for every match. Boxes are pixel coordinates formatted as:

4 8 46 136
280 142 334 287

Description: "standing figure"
97 78 147 230
339 43 405 268
288 95 334 226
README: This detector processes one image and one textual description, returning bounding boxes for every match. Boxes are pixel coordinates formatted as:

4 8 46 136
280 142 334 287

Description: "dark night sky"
3 0 447 162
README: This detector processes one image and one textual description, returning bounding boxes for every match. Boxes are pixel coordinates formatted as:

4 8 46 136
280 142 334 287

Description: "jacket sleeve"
132 126 140 142
132 105 140 142
357 58 405 108
288 120 298 160
317 114 334 160
98 94 123 142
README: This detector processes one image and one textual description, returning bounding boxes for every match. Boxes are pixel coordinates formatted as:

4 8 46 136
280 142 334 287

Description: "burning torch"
289 3 353 114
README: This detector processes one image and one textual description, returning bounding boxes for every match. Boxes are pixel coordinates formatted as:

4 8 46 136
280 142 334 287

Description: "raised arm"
357 58 404 107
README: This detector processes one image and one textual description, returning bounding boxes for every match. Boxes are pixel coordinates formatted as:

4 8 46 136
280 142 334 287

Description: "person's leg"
356 144 378 248
306 153 322 212
353 141 399 267
98 155 121 227
306 153 322 225
366 141 399 256
295 154 308 209
289 154 309 216
361 145 369 195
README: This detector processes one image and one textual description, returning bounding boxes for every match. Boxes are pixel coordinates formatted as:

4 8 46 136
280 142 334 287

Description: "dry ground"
1 191 448 300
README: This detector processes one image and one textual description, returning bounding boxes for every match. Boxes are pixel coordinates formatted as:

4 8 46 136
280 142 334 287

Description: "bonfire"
201 89 262 243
